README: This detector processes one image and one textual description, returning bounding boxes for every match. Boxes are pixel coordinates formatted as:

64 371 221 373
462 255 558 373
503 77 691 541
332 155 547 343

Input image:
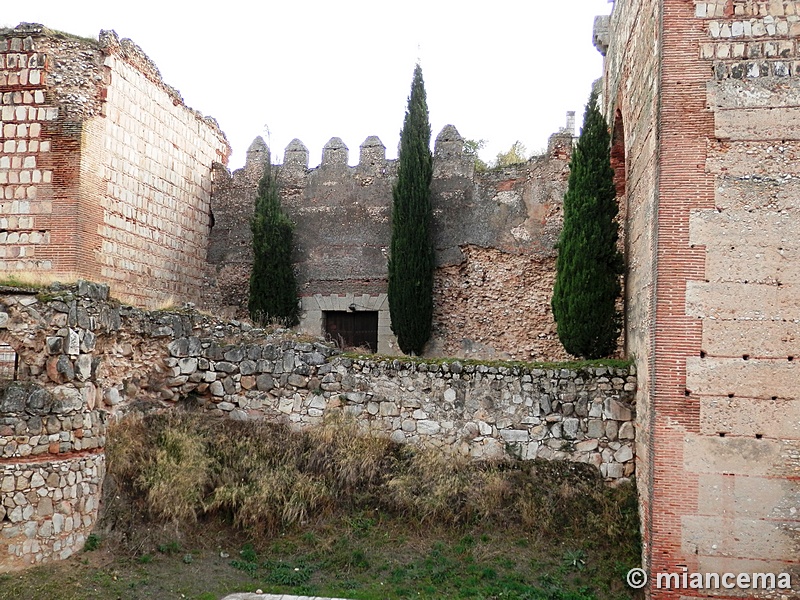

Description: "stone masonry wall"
206 125 573 359
0 282 635 571
0 23 230 309
605 0 800 596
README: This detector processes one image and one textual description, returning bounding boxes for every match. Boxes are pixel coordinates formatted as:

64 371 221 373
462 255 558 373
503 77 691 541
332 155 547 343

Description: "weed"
563 549 587 571
265 562 312 586
157 541 181 555
230 558 259 578
137 553 153 564
83 533 101 552
102 411 640 599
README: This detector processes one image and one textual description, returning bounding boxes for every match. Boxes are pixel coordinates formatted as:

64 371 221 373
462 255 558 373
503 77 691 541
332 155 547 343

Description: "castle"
2 0 800 596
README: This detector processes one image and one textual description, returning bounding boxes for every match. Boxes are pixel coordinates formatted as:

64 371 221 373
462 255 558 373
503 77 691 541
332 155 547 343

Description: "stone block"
103 387 121 406
178 358 198 375
239 360 256 375
684 433 798 477
682 515 798 561
168 338 189 357
587 419 604 439
562 417 580 440
613 445 633 463
700 396 800 437
417 420 441 435
499 429 529 443
687 357 799 399
287 374 308 388
702 319 800 357
603 399 632 421
618 421 635 440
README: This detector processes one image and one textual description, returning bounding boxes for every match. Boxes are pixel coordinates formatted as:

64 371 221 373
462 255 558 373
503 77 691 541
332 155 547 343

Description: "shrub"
551 91 623 359
388 64 435 356
248 153 299 327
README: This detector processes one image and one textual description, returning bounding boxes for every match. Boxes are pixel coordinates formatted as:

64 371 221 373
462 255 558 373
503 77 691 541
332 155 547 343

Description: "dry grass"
0 271 79 289
104 411 639 557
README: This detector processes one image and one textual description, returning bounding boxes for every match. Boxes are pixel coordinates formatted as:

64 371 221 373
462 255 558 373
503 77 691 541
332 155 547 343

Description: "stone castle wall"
0 283 634 571
206 126 573 360
604 0 800 594
0 24 230 309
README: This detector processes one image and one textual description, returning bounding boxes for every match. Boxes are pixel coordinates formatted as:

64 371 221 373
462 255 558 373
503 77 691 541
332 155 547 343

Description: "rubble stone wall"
0 283 635 571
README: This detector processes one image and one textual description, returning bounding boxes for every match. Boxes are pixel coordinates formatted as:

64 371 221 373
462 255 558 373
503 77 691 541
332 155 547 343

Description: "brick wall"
0 26 67 276
601 0 662 584
605 1 800 596
0 24 230 309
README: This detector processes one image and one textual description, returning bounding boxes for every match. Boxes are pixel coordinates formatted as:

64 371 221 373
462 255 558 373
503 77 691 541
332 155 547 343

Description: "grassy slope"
0 412 641 600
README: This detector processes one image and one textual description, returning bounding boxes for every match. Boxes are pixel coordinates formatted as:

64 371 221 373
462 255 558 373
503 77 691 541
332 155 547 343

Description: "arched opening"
610 109 627 198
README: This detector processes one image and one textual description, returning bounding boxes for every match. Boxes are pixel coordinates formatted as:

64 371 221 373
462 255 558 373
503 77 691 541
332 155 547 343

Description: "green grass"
0 514 638 600
339 351 633 372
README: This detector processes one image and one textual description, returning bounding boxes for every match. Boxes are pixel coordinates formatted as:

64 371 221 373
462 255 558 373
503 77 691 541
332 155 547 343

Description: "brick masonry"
0 24 230 309
603 1 800 597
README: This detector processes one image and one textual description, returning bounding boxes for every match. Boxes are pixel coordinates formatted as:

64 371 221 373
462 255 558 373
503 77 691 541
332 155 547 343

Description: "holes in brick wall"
788 356 794 362
718 432 726 437
700 350 706 358
742 354 750 360
728 393 735 398
684 389 692 397
771 396 778 400
755 434 763 440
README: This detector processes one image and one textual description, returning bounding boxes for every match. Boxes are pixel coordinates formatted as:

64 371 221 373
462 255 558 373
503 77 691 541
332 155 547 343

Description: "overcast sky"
3 1 612 170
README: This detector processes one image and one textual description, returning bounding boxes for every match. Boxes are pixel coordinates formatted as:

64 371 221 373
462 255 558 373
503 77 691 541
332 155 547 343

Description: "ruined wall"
206 125 572 359
0 23 230 309
605 0 800 595
0 283 635 570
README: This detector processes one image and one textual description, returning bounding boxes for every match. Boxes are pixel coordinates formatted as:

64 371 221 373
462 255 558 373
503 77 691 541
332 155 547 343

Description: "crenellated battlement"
206 121 574 359
241 124 496 179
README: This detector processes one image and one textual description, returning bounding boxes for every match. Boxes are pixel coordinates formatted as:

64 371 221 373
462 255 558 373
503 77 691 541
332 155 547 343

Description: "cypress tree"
551 92 623 358
388 64 434 355
248 152 300 327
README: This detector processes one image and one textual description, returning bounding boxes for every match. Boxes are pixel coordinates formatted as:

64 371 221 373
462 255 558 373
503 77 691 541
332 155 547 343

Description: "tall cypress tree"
551 92 623 358
388 64 434 355
248 153 300 327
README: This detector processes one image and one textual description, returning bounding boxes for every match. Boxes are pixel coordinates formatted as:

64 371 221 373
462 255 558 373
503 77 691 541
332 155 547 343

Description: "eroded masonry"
0 24 229 309
0 282 636 569
206 124 575 361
